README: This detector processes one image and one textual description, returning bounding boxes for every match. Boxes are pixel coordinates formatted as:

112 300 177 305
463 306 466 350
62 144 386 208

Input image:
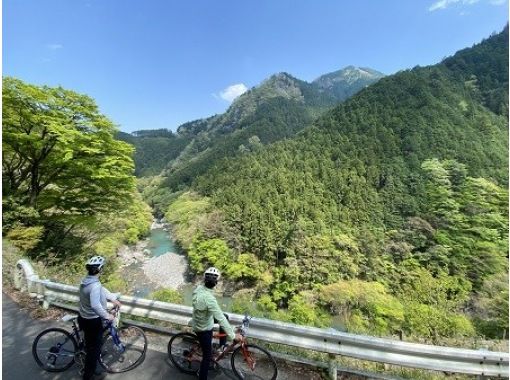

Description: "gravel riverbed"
142 252 188 289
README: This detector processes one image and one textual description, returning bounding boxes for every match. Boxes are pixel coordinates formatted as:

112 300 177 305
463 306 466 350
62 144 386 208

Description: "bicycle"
168 315 278 380
32 306 148 374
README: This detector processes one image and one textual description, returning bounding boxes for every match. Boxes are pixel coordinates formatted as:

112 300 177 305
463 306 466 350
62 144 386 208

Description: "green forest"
145 27 509 341
2 26 508 346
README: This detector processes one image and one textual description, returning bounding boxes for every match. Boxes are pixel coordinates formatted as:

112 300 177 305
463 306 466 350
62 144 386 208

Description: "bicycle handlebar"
236 314 252 337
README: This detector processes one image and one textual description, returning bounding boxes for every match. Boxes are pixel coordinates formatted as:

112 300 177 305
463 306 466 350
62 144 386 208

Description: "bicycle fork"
241 346 256 371
109 325 126 353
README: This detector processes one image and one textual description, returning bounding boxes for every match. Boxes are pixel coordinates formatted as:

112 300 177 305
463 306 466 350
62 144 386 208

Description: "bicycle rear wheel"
32 328 78 372
167 332 202 374
231 344 278 380
99 326 147 373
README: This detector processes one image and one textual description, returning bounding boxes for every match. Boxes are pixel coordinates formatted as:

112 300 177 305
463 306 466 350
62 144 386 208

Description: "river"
120 223 233 311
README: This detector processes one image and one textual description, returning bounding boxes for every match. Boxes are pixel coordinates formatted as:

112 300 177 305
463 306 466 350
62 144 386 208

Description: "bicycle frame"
189 315 256 369
106 322 126 353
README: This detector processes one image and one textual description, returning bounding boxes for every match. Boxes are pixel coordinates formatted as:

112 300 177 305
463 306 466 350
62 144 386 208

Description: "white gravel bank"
142 252 187 289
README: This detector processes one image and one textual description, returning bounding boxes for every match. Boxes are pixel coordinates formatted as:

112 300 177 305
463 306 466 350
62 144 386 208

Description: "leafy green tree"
472 272 509 338
3 77 135 241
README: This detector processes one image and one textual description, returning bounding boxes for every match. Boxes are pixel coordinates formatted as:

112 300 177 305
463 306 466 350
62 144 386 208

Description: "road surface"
2 292 327 379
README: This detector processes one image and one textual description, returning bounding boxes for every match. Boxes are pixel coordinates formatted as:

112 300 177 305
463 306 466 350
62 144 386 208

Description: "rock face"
142 253 188 290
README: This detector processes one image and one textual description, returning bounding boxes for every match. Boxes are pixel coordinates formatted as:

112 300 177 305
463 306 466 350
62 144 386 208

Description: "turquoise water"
129 227 232 310
146 228 180 256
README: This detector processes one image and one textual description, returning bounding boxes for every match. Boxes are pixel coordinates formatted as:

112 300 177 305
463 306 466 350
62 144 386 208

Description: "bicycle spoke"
100 326 147 373
168 333 202 374
232 345 277 380
32 328 77 372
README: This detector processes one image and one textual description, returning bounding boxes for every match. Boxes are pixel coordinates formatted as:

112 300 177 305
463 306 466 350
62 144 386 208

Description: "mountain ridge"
119 65 384 178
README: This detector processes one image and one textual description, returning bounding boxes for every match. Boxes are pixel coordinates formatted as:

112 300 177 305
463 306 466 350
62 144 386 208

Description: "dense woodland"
2 27 508 344
145 27 509 341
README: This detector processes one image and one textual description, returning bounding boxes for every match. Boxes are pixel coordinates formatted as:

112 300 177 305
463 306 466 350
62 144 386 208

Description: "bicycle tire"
231 344 278 380
99 325 147 373
32 327 78 372
168 332 202 374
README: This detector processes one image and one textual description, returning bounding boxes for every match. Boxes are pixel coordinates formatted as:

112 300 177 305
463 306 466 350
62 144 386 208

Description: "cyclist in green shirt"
192 267 242 380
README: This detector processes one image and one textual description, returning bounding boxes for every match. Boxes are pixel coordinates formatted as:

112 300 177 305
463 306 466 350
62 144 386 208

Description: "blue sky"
3 0 508 133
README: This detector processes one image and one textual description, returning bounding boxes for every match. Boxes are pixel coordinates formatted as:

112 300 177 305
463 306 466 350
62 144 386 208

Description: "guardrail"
14 259 509 379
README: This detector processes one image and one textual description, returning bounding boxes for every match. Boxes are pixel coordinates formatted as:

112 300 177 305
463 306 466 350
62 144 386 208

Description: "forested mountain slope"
116 130 191 176
118 67 383 180
164 27 508 340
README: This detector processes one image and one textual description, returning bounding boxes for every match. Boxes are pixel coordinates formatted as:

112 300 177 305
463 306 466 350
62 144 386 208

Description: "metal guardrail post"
14 259 40 295
328 354 337 380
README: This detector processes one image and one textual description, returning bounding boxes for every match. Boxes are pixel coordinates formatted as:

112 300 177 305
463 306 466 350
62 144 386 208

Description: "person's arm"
90 283 110 319
207 296 235 340
103 287 122 307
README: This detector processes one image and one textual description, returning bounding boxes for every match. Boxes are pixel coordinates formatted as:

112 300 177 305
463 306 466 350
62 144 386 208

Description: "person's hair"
86 265 101 276
204 274 218 288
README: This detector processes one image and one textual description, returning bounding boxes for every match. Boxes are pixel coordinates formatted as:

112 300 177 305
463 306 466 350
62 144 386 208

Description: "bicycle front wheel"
167 332 202 374
32 328 78 372
99 326 147 373
231 344 278 380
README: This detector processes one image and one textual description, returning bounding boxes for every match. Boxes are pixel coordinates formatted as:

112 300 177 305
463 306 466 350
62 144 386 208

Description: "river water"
123 225 233 311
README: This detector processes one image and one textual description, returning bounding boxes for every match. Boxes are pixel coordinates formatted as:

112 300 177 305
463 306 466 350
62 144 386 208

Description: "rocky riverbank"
116 219 190 293
117 240 151 267
142 252 188 290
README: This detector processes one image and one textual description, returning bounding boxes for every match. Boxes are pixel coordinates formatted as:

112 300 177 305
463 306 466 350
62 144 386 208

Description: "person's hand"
233 333 243 343
113 300 122 308
106 313 115 321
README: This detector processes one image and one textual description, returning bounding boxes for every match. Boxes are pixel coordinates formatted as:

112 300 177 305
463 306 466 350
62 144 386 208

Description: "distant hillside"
119 66 383 180
174 27 509 338
116 130 191 177
162 67 383 189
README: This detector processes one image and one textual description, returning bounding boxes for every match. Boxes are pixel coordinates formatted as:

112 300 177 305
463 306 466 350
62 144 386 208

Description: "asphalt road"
1 293 247 380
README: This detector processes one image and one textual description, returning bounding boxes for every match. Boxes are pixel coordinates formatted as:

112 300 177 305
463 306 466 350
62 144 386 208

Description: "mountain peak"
312 66 385 101
313 66 385 86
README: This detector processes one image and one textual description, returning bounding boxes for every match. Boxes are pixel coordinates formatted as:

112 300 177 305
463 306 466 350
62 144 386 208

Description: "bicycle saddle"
61 314 78 322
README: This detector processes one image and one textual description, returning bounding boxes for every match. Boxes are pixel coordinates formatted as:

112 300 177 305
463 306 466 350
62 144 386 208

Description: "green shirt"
191 284 235 340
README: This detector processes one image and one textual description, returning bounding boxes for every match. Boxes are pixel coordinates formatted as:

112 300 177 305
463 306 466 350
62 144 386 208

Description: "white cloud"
46 43 63 50
428 0 479 11
217 83 248 102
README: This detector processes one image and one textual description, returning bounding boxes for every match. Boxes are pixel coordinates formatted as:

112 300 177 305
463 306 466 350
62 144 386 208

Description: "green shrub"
149 288 183 304
6 225 44 251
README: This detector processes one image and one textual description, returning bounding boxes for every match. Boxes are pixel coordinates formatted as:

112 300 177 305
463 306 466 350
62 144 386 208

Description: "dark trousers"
78 316 103 380
196 329 213 380
196 314 230 380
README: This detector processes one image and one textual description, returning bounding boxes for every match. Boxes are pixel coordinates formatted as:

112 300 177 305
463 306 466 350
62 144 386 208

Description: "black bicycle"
32 306 147 373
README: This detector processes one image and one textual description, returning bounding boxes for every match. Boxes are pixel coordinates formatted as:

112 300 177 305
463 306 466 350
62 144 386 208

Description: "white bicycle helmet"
204 266 221 280
86 255 105 269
